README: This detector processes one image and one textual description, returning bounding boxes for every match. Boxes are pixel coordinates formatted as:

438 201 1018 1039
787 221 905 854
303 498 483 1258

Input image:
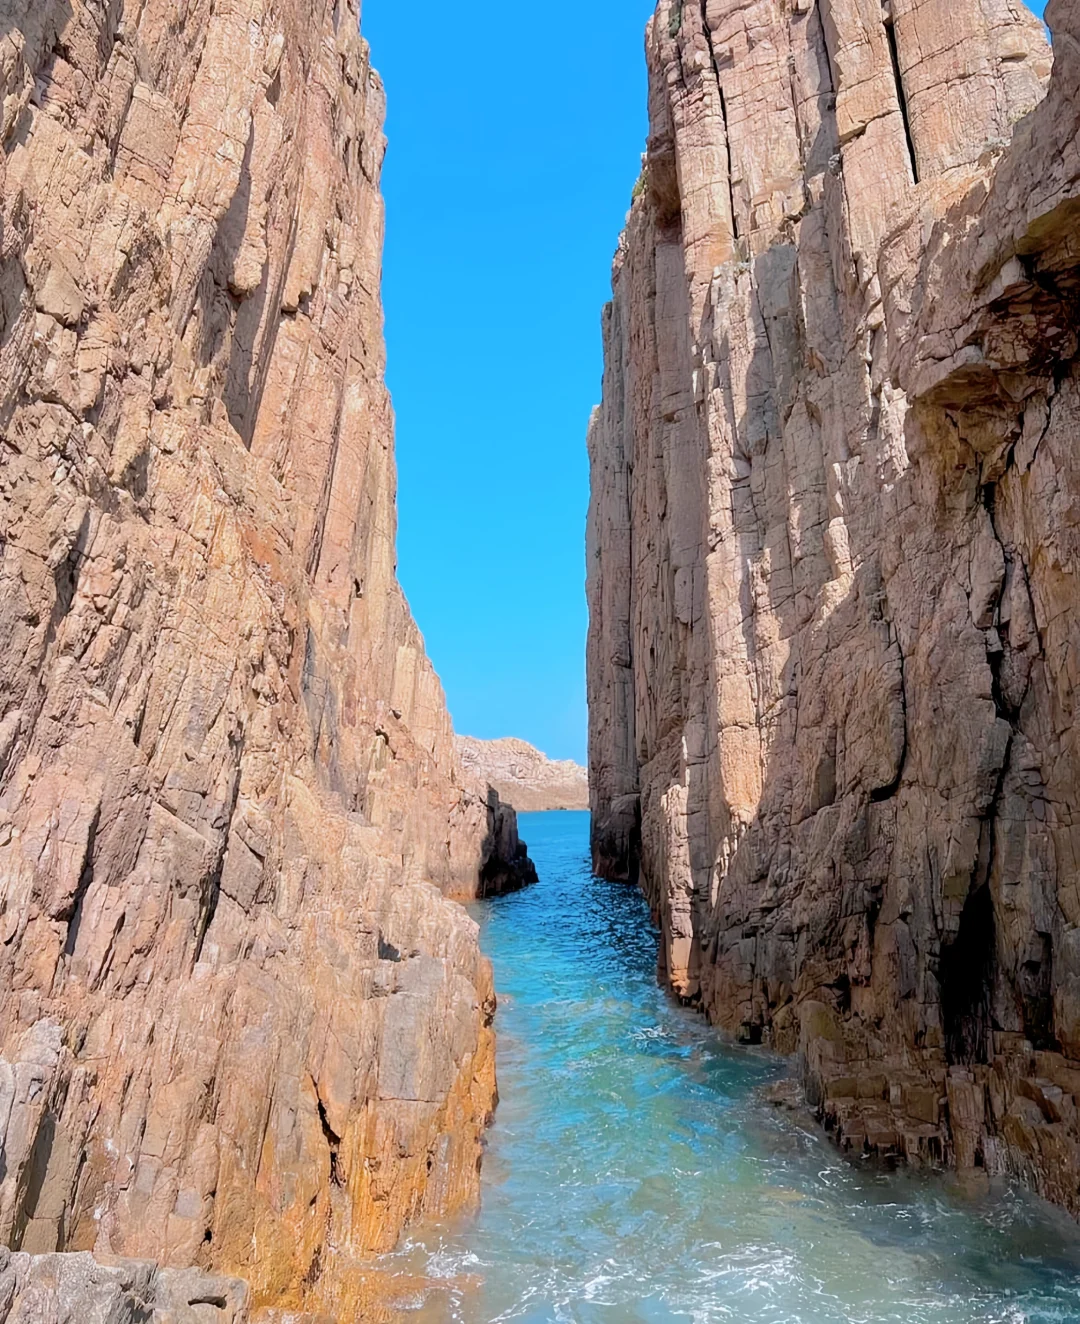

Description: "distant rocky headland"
456 736 590 814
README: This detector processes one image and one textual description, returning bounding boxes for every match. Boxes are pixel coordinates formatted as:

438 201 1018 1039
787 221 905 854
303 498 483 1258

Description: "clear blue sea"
383 810 1080 1323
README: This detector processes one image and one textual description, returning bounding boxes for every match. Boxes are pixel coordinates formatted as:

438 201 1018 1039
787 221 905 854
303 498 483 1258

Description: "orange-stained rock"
0 0 529 1314
588 0 1080 1213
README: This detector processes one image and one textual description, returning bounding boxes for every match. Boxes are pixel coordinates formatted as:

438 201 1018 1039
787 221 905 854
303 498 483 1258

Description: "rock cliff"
588 0 1080 1208
0 0 530 1315
456 736 590 813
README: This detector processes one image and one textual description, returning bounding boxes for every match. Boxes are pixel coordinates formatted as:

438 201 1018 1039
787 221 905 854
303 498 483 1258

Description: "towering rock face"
0 0 529 1315
589 0 1080 1208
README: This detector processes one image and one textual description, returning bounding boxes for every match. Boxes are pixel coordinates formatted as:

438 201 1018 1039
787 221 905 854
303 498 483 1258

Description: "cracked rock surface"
588 0 1080 1210
0 0 532 1315
0 1248 249 1324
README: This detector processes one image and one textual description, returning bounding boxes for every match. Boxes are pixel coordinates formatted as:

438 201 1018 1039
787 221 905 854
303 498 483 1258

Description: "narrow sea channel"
387 810 1080 1322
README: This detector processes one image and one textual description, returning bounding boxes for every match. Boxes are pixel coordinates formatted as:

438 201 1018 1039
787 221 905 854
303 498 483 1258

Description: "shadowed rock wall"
0 0 531 1315
588 0 1080 1210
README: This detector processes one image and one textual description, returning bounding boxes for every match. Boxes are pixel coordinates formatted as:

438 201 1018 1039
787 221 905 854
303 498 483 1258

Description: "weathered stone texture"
0 0 529 1315
588 0 1080 1208
455 736 590 814
0 1248 249 1323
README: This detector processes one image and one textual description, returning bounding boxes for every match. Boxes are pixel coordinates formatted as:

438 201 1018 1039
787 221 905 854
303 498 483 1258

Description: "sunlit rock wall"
0 0 528 1314
588 0 1080 1209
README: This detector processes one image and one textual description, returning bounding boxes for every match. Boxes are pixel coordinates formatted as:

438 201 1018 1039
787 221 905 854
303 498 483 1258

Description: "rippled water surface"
386 811 1080 1322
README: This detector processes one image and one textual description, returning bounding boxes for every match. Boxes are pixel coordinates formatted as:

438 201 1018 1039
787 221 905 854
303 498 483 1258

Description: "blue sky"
362 1 655 766
363 1 1047 767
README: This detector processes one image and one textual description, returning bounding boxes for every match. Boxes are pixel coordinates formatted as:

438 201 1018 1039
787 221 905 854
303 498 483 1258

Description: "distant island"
456 737 590 813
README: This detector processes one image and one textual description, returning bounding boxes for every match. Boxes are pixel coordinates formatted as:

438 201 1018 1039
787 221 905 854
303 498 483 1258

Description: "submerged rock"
587 0 1080 1211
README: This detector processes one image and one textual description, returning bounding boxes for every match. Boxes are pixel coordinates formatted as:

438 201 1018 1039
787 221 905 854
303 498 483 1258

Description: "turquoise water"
386 810 1080 1322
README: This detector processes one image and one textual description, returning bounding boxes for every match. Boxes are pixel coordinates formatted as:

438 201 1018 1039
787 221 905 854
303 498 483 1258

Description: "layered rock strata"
0 0 530 1315
456 736 590 813
588 0 1080 1209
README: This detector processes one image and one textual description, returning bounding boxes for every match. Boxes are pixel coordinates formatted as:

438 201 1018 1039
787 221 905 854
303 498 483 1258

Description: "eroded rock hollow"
0 0 532 1315
588 0 1080 1208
